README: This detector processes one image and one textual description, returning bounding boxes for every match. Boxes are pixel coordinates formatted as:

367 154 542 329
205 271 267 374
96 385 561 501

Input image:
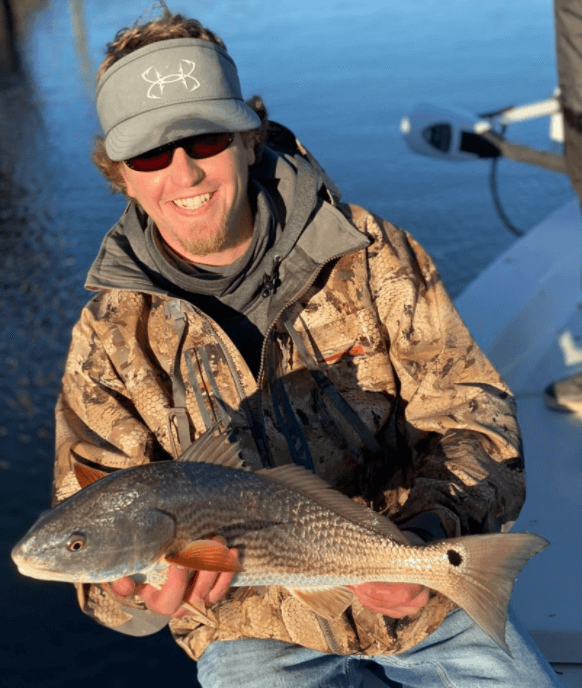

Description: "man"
543 0 582 412
53 10 562 687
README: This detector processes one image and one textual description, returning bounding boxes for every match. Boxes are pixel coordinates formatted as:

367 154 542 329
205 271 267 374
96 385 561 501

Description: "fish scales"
11 429 549 653
142 463 407 584
166 465 423 586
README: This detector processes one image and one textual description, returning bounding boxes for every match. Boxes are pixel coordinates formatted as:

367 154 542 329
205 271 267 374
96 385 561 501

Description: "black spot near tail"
447 549 463 566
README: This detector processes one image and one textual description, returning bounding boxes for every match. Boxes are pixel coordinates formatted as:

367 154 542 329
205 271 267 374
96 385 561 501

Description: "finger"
205 549 239 605
380 604 426 618
348 585 429 616
355 587 428 607
347 583 425 606
172 570 225 618
139 565 191 615
186 546 239 605
381 589 429 617
188 569 220 604
181 551 238 611
356 593 427 616
377 583 425 602
411 587 429 607
109 577 136 598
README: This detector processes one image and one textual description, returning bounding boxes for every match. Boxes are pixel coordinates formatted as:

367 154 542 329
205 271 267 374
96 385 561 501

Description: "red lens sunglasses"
124 132 235 172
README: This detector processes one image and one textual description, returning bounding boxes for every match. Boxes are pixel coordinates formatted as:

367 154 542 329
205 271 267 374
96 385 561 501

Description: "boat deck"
456 198 582 686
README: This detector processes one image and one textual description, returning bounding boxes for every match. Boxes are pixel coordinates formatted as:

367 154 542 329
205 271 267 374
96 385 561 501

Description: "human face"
121 133 256 265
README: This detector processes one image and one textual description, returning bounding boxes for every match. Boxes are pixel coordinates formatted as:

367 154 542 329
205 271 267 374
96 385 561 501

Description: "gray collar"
84 148 370 309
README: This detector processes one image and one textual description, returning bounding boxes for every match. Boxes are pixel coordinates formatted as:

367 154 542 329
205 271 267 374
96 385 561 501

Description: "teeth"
174 193 212 210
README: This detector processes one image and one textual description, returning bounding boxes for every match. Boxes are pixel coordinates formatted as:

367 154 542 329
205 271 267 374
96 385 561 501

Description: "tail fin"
433 532 549 653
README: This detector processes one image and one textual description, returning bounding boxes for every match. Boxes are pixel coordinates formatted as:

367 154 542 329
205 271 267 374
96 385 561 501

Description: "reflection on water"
0 63 196 682
0 3 575 686
0 1 124 475
0 0 574 479
67 0 94 94
0 29 85 473
0 0 20 76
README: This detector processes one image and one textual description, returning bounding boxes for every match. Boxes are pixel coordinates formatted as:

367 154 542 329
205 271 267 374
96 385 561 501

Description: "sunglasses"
124 132 235 172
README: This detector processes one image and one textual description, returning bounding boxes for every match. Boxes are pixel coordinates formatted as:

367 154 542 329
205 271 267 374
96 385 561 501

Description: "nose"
169 146 204 186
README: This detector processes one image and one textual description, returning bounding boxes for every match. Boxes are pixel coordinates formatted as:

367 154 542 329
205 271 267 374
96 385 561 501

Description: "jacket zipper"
256 245 365 385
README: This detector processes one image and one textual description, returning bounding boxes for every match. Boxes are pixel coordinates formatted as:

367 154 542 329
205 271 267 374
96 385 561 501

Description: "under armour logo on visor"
142 60 201 99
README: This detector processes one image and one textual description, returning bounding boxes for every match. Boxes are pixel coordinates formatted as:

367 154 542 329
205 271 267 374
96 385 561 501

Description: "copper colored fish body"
11 431 548 652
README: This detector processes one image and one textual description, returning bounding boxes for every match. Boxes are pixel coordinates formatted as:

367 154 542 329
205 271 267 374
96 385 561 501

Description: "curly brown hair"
92 10 268 194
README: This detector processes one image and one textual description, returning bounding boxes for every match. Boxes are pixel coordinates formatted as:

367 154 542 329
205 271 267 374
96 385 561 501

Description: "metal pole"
479 131 567 175
67 0 93 94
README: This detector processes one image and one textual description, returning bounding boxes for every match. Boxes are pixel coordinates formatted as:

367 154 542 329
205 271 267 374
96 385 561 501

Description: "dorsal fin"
257 464 409 543
74 463 109 489
178 427 249 471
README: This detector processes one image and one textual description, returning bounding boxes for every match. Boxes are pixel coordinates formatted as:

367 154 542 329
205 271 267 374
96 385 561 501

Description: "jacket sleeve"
53 294 172 636
555 0 582 204
366 213 524 540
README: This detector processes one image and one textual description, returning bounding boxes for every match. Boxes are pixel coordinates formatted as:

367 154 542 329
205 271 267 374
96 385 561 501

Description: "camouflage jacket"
53 165 524 659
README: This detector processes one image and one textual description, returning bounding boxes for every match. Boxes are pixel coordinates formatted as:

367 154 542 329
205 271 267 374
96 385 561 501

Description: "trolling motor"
399 96 565 234
400 97 563 160
400 104 502 160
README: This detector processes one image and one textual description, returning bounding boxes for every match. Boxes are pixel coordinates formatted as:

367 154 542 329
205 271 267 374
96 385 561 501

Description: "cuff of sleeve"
107 607 173 637
78 583 172 637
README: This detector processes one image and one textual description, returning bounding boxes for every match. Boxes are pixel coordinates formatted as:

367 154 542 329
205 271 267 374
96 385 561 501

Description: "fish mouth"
13 560 77 583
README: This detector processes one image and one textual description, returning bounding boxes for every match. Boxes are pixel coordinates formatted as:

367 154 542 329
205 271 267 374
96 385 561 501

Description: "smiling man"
121 131 255 263
51 9 562 688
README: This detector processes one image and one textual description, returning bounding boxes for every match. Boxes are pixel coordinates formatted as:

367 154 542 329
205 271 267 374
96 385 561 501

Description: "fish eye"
66 533 87 552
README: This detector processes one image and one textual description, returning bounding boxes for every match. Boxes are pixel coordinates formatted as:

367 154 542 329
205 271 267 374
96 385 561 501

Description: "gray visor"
96 38 261 161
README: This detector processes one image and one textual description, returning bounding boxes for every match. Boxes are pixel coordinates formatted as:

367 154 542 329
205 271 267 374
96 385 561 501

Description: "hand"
346 581 429 617
347 530 429 618
108 538 239 618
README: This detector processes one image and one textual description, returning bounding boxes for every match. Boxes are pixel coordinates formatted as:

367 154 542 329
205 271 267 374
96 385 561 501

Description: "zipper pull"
261 255 282 298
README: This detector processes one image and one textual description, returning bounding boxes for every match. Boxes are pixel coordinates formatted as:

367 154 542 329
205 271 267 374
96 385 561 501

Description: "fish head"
11 477 176 584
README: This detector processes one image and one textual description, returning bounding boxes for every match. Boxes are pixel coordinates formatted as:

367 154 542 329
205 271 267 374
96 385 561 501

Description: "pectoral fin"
165 540 242 573
289 587 355 619
74 463 109 489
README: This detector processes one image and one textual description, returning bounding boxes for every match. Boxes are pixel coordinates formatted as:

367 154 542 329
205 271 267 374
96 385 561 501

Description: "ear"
119 164 136 198
245 143 256 167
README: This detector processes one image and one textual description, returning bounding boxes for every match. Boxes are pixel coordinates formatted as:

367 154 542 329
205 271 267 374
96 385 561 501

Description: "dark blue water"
22 0 573 296
0 1 573 685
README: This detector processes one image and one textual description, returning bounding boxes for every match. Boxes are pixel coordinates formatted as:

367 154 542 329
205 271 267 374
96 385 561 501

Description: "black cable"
488 124 524 237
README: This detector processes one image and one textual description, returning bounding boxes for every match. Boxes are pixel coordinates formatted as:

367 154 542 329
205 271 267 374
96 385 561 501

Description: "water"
20 0 574 290
0 0 574 685
0 0 572 473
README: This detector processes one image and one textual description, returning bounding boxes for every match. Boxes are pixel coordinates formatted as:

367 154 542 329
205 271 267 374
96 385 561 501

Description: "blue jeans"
196 608 563 688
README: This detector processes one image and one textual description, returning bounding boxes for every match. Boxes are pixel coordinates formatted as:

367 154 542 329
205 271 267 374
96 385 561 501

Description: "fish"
11 428 548 653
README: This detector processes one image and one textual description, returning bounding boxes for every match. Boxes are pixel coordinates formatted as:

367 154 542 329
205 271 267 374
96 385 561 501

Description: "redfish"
11 429 548 652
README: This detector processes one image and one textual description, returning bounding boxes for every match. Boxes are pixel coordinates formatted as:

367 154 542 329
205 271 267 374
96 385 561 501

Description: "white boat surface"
455 196 582 687
363 197 582 688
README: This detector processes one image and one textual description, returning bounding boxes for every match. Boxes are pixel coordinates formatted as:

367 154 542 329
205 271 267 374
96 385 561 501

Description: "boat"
368 205 582 682
456 196 582 688
396 25 582 688
359 151 582 688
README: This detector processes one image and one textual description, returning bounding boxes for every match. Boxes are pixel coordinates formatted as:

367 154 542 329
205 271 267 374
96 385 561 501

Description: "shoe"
544 372 582 412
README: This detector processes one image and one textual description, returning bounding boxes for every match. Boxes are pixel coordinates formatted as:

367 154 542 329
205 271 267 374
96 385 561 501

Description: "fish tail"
429 532 548 654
